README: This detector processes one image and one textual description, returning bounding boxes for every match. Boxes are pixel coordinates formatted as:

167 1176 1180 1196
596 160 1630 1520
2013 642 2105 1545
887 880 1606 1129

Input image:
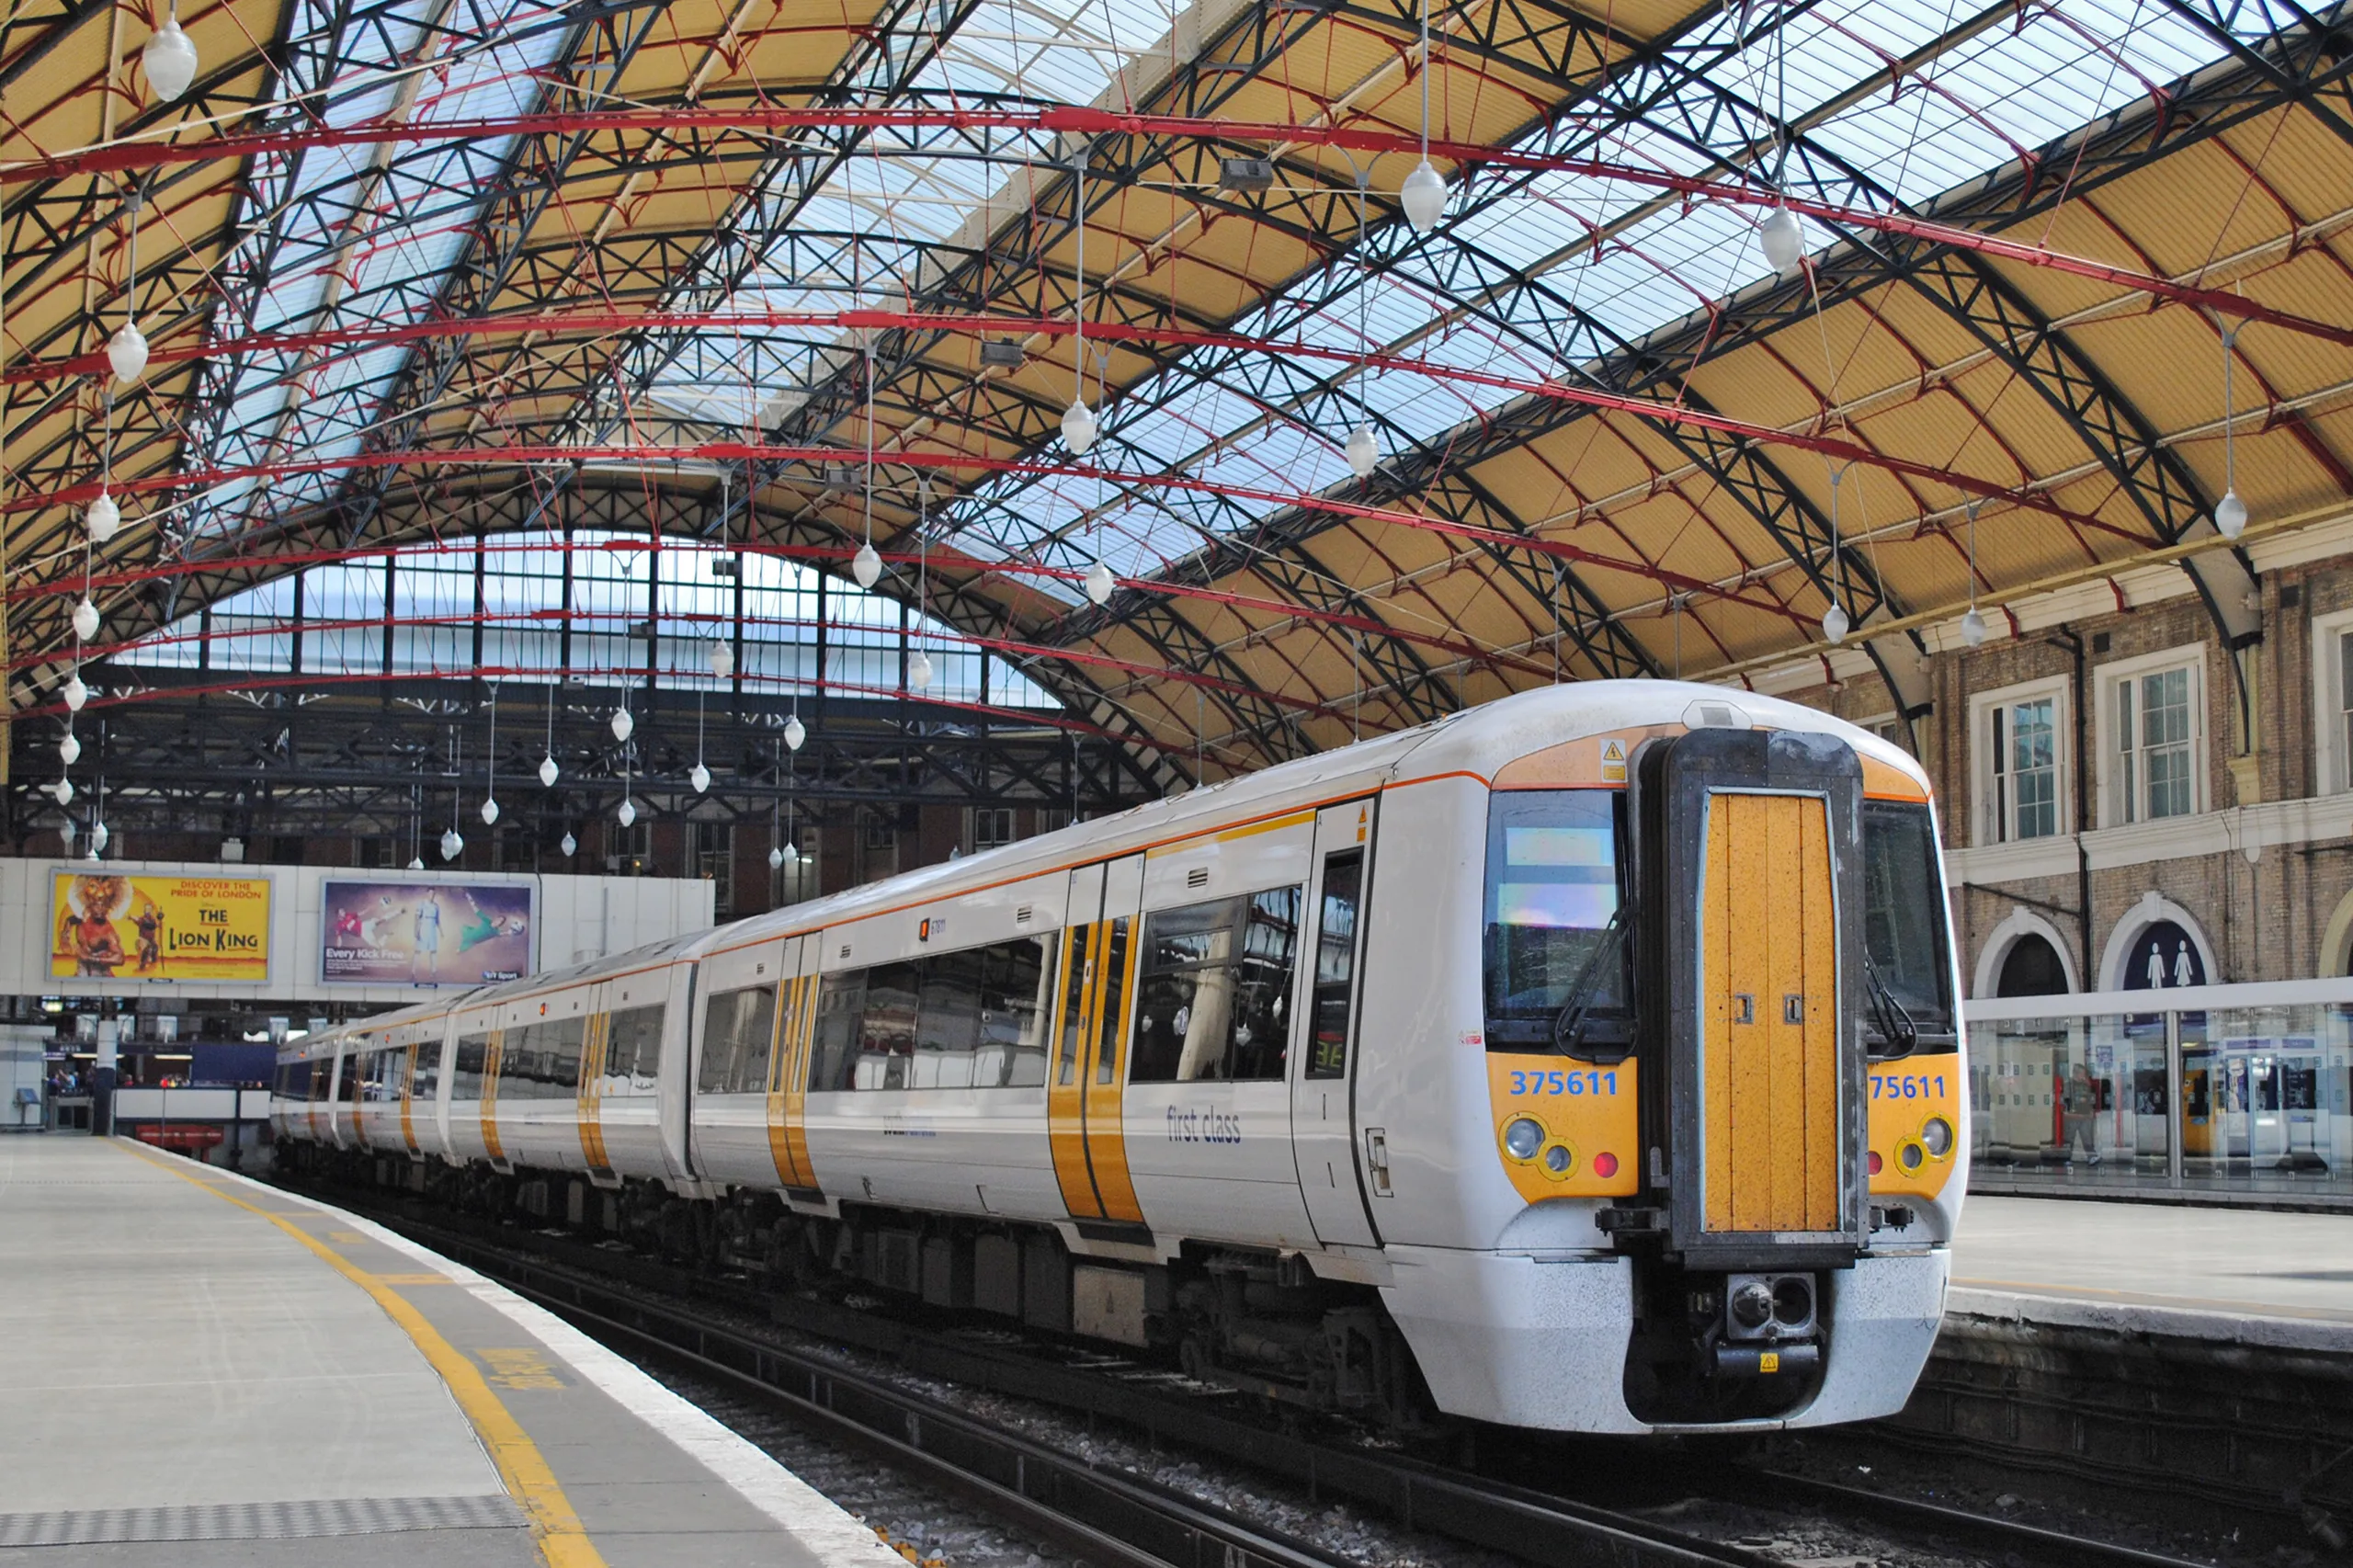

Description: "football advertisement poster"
320 881 535 985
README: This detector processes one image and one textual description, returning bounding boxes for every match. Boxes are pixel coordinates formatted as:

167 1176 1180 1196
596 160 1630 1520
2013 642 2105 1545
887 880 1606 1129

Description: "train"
273 680 1967 1434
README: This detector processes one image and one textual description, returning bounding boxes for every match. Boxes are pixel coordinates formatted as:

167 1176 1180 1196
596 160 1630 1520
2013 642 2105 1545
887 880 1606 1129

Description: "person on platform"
2062 1062 2101 1166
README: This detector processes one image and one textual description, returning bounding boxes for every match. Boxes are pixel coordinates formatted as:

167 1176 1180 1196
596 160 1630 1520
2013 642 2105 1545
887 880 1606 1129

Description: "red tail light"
1593 1151 1619 1178
1868 1149 1883 1176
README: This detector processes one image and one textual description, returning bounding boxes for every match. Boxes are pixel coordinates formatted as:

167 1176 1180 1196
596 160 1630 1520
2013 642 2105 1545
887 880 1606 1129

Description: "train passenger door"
1290 801 1381 1248
765 935 824 1199
1047 858 1146 1231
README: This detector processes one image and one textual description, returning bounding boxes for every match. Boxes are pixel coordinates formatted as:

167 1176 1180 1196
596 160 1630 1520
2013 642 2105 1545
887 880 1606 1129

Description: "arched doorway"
1995 934 2071 997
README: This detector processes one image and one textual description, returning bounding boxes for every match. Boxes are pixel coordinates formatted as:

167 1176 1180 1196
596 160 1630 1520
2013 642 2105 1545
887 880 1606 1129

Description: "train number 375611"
1508 1068 1620 1097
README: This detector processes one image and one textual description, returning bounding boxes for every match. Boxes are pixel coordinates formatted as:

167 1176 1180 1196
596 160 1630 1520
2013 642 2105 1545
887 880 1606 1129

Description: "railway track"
313 1184 2217 1568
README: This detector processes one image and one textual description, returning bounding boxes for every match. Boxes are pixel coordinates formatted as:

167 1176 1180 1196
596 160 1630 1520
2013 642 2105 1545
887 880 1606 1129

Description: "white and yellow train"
274 680 1967 1433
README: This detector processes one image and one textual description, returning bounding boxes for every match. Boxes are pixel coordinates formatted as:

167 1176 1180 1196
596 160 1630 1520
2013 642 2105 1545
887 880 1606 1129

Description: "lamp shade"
851 542 882 588
768 846 785 869
708 640 733 679
1399 160 1449 233
59 732 81 766
1822 599 1850 644
439 827 463 861
108 322 149 384
2215 488 2248 540
1346 423 1379 479
784 714 806 752
539 754 559 788
72 598 100 642
1085 560 1116 606
907 650 933 690
1061 398 1098 457
63 674 89 712
1759 206 1805 277
610 707 633 743
85 491 120 544
689 762 711 793
617 798 637 828
1960 607 1989 648
142 16 199 101
480 797 500 825
560 831 577 858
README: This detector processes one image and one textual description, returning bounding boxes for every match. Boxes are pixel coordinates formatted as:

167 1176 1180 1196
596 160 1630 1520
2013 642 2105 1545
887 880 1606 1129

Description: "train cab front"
1479 712 1962 1429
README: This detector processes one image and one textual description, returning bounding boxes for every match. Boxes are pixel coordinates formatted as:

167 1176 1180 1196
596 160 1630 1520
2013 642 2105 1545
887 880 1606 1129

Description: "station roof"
6 0 2350 779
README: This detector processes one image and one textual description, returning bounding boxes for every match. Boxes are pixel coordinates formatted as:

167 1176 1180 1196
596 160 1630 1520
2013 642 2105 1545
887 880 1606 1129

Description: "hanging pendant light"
1822 599 1850 644
782 837 799 862
2215 488 2248 541
90 821 110 855
689 762 711 793
1399 160 1449 233
108 321 149 384
907 650 933 691
539 754 559 788
59 732 81 766
60 819 76 850
1759 205 1806 277
783 713 806 752
440 826 463 861
85 491 120 544
609 707 633 743
767 845 785 870
1346 423 1380 479
72 598 101 642
617 797 638 829
51 778 74 805
480 797 500 825
561 831 577 858
63 674 89 712
1061 398 1098 457
142 11 199 101
708 640 733 680
1960 607 1989 648
851 541 882 588
1085 560 1116 606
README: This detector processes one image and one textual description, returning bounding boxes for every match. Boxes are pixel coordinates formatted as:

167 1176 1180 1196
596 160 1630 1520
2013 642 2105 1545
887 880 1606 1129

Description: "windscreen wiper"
1863 953 1919 1060
1552 907 1633 1062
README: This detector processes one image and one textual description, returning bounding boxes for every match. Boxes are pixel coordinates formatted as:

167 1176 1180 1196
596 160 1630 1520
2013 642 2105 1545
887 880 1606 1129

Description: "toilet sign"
1600 738 1628 783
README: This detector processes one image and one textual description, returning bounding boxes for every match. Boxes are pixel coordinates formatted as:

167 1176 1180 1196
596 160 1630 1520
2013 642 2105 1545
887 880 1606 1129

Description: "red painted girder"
17 106 2346 349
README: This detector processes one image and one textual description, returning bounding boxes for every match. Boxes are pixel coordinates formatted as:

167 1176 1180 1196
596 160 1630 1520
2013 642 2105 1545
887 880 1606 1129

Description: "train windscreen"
1482 790 1627 1052
1860 801 1956 1049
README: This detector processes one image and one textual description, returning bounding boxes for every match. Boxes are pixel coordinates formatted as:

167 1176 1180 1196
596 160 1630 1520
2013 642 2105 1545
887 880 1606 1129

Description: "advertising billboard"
320 881 535 986
50 870 273 983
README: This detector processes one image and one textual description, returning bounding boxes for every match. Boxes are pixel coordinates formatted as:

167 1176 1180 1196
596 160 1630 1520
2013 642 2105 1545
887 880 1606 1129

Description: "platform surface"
0 1135 902 1568
1951 1193 2353 1343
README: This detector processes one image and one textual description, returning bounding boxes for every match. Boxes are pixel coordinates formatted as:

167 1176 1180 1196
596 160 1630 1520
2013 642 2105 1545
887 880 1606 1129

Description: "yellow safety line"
116 1142 607 1568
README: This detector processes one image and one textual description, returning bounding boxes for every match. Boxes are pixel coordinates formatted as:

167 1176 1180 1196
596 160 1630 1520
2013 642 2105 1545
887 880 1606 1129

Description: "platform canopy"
5 0 2351 783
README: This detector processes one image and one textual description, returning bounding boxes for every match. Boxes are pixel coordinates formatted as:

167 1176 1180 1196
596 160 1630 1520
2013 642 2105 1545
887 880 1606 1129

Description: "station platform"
1949 1192 2353 1348
0 1135 904 1568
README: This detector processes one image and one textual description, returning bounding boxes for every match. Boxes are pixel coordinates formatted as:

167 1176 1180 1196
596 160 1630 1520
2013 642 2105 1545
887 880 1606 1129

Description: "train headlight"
1540 1142 1574 1177
1894 1136 1927 1174
1730 1278 1774 1330
1921 1116 1954 1157
1503 1118 1545 1161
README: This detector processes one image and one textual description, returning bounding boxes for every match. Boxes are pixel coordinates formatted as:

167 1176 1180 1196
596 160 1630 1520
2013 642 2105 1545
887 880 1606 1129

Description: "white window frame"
2093 644 2207 829
2312 608 2353 797
1969 676 2072 847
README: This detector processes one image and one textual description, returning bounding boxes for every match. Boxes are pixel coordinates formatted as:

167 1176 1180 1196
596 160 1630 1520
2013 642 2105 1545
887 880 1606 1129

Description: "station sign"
49 870 273 983
319 880 536 986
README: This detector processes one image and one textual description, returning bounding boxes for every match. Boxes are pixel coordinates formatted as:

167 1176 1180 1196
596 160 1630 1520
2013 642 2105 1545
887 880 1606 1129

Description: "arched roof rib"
6 0 2352 779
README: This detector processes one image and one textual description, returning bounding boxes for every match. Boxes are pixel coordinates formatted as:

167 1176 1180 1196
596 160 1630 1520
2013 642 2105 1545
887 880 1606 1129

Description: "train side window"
451 1033 490 1099
276 1060 313 1099
858 961 920 1089
979 938 1052 1087
1130 886 1302 1084
1307 850 1363 1080
915 949 984 1089
602 1005 665 1096
505 1017 585 1100
809 971 869 1092
700 986 778 1095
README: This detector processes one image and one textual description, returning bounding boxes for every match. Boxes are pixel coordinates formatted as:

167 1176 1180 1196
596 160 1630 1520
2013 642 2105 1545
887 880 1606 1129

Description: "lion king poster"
51 871 273 982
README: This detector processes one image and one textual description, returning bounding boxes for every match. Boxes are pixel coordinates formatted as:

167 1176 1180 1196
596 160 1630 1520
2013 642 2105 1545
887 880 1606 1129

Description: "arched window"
1995 934 2070 998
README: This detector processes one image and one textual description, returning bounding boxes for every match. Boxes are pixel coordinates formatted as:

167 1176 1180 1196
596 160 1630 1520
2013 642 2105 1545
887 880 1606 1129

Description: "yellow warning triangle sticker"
1601 739 1627 763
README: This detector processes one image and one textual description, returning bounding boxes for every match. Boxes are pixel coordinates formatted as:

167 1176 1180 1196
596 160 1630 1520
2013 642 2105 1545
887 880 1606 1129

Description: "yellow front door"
1047 868 1145 1226
1700 791 1842 1235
